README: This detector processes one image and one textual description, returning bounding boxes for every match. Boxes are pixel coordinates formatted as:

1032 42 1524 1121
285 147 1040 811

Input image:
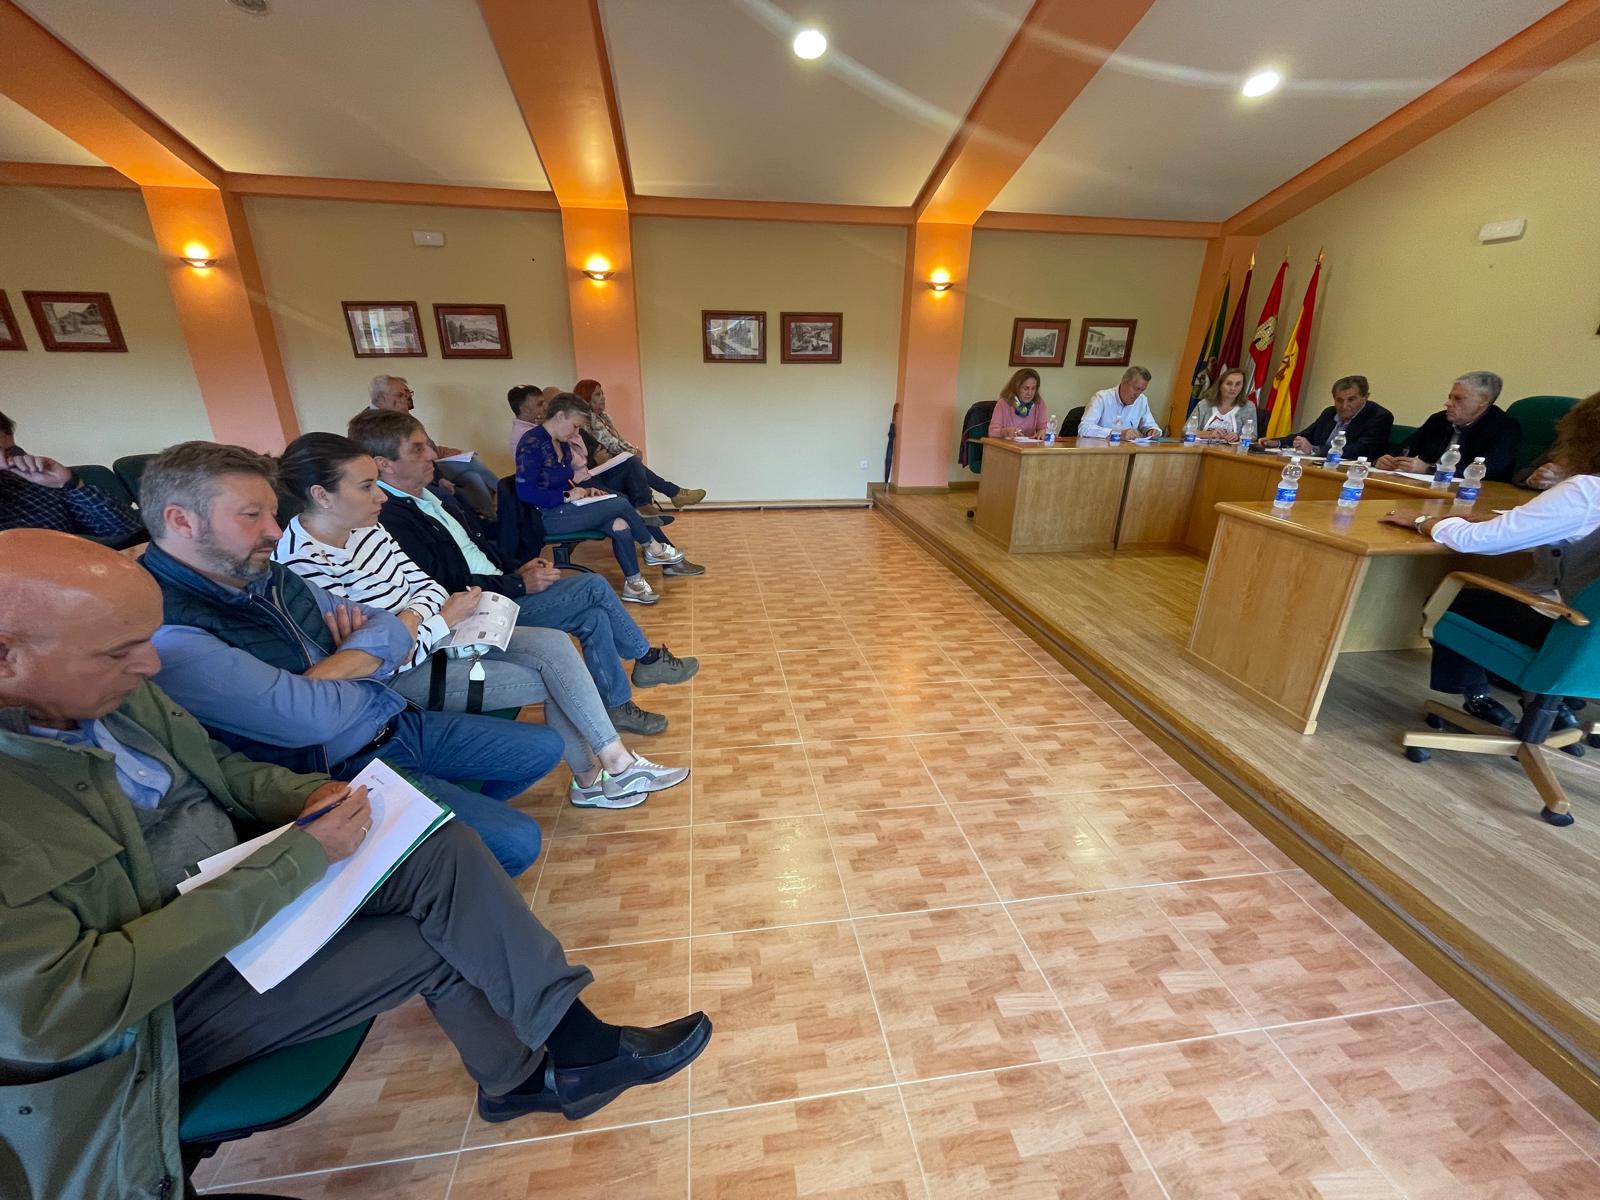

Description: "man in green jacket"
0 531 710 1200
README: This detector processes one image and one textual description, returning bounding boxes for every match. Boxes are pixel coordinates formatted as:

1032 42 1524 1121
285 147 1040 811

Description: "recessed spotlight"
1241 70 1281 98
793 29 827 60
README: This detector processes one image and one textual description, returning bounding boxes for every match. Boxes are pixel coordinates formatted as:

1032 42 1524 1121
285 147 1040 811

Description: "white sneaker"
569 772 647 809
644 544 685 566
622 577 659 605
605 755 689 798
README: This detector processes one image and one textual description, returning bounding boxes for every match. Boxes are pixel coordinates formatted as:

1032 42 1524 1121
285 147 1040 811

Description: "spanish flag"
1263 254 1323 440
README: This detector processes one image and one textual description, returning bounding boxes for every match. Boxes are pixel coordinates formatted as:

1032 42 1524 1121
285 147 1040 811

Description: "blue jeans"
540 495 656 576
337 709 562 878
596 457 680 506
513 574 651 707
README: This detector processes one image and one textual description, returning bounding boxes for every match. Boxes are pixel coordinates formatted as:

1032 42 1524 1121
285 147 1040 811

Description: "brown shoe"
669 487 706 509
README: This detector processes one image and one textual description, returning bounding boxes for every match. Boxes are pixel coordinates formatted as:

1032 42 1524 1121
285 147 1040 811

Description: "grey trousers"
387 627 622 774
172 822 593 1097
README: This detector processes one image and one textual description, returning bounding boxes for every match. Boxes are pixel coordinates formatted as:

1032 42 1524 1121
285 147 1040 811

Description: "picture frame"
342 300 426 358
1009 317 1069 367
0 291 23 350
780 311 842 364
702 310 766 363
23 290 126 353
434 303 511 359
1076 318 1137 367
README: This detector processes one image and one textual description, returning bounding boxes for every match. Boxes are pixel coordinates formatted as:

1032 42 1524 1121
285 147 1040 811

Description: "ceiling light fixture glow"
792 29 827 60
1241 70 1281 98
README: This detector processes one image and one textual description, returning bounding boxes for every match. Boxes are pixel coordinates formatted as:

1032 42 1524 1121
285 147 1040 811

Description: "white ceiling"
14 0 549 189
0 94 103 165
600 0 1033 206
992 0 1567 220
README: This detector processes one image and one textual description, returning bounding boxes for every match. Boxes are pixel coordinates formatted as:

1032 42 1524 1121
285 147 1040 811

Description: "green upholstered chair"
1402 571 1600 826
1505 395 1579 472
1387 424 1417 454
112 451 157 503
544 528 607 574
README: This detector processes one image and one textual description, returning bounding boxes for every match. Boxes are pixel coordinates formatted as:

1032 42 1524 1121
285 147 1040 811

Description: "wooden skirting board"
875 487 1600 1121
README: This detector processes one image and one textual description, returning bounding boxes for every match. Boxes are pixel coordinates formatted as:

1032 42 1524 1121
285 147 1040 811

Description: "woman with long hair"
573 378 706 511
1188 367 1255 443
987 368 1048 440
274 431 688 810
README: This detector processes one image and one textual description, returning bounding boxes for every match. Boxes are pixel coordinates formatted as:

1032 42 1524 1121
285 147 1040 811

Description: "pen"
294 796 346 827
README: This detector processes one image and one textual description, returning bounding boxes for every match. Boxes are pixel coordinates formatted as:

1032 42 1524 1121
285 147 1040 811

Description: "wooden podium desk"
1186 497 1518 734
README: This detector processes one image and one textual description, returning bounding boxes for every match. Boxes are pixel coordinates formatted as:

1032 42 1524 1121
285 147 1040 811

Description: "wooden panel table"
973 438 1132 552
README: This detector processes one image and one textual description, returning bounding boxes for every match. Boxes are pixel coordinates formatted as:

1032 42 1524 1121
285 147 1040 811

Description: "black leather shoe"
1463 694 1515 730
552 1012 712 1120
477 1054 560 1123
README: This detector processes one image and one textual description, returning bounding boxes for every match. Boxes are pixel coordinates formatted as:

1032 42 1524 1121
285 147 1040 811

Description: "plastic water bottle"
1325 429 1347 467
1109 418 1124 445
1273 456 1303 509
1182 412 1199 444
1338 457 1369 509
1237 412 1255 453
1456 456 1487 503
1433 441 1462 488
1044 415 1058 445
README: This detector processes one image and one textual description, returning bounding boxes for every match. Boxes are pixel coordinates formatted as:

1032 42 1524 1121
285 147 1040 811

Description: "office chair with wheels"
1402 571 1600 826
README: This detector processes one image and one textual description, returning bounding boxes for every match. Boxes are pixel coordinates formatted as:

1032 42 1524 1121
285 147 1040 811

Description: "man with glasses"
367 375 501 519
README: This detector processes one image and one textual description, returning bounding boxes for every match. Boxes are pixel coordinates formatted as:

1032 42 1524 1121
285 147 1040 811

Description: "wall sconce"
927 269 955 292
582 255 615 281
180 242 218 269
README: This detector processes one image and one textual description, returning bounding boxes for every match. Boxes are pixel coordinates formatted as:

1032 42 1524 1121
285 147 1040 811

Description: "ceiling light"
792 29 827 60
1241 70 1281 98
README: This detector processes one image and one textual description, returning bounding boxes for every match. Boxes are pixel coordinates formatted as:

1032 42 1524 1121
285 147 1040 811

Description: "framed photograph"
0 291 23 351
702 310 766 363
434 304 511 359
1009 317 1069 367
342 301 426 358
780 312 842 364
23 291 126 352
1076 318 1137 367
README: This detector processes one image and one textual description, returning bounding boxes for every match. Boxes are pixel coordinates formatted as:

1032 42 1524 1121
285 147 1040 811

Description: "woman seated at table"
987 369 1048 440
275 432 686 810
1189 368 1256 443
1378 388 1600 731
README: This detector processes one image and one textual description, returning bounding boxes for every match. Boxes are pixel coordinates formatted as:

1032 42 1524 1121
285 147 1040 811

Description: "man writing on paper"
0 530 711 1200
1078 366 1163 440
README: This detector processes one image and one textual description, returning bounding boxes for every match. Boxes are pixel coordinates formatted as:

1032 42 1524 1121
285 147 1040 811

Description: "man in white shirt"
1079 366 1162 440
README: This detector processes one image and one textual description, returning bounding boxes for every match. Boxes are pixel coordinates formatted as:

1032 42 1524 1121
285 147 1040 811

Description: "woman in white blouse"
274 433 686 811
1188 368 1255 443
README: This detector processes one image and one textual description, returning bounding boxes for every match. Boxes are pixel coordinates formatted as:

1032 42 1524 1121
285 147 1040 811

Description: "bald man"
0 530 710 1200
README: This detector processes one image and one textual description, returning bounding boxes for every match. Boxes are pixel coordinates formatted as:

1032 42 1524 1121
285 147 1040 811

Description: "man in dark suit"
1377 371 1522 481
1263 375 1393 460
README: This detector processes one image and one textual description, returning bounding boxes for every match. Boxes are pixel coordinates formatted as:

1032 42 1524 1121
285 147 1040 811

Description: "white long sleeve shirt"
1079 387 1161 439
1431 474 1600 600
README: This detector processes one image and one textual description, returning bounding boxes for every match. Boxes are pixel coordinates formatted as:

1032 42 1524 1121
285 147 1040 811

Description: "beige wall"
632 216 905 502
1244 41 1600 430
0 187 211 466
245 197 573 476
953 229 1207 478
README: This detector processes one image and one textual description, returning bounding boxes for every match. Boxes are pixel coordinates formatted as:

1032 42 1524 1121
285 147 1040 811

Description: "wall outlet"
858 460 869 470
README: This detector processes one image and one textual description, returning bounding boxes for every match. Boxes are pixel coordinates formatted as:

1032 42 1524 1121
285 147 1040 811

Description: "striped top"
273 517 451 669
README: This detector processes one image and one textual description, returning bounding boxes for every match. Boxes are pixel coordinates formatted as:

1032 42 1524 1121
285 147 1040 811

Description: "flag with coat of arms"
1263 253 1324 440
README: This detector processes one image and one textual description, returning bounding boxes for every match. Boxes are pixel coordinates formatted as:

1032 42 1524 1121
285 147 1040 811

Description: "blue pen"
294 796 347 827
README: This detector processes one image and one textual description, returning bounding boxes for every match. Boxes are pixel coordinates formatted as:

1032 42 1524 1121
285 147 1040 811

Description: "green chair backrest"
1504 395 1579 472
1388 424 1417 454
112 452 157 503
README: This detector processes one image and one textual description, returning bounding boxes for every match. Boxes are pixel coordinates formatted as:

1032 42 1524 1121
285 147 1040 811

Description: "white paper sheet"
435 451 476 463
178 761 451 993
445 589 518 652
570 493 614 506
588 451 634 475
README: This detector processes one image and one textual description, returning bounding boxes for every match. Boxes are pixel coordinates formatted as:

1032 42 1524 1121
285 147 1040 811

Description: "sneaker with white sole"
622 577 659 604
643 545 685 567
604 756 689 799
569 772 647 809
661 558 705 577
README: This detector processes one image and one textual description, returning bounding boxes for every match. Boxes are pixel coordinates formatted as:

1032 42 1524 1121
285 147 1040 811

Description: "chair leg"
1517 743 1575 826
1421 699 1513 739
549 544 595 575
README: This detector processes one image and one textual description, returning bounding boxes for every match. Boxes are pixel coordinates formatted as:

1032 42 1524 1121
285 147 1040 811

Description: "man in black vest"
1262 375 1393 461
1376 371 1522 481
136 442 560 877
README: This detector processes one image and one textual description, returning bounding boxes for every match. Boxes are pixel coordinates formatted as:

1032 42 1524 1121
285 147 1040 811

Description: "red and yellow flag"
1243 257 1287 408
1263 254 1323 440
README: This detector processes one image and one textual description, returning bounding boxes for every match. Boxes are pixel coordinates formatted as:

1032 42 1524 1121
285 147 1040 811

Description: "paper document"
1371 468 1439 483
445 589 518 651
1013 436 1044 445
178 760 452 993
588 451 634 475
570 493 614 506
436 451 476 463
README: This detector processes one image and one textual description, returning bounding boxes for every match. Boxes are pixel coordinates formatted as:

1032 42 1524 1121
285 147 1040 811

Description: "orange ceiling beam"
975 211 1219 239
477 0 630 210
914 0 1158 226
1224 0 1600 236
0 0 221 188
631 194 911 227
227 173 559 211
0 161 134 190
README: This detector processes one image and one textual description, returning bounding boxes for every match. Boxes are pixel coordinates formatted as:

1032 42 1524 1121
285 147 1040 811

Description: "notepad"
178 760 452 993
569 493 614 506
588 451 634 475
435 451 476 463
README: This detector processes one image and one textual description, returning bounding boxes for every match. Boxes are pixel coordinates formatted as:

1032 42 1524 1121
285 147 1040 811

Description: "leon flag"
1216 256 1253 376
1186 272 1230 414
1243 257 1287 408
1263 253 1324 440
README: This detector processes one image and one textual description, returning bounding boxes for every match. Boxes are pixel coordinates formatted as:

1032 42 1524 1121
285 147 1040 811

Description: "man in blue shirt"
135 441 561 877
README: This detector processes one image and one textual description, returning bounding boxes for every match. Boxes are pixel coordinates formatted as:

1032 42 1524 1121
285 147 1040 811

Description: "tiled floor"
202 509 1600 1198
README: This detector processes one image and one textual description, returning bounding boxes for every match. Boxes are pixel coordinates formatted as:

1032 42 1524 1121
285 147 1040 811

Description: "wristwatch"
1413 515 1430 533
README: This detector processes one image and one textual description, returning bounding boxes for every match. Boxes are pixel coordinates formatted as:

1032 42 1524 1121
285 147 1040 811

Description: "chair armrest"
1421 571 1590 639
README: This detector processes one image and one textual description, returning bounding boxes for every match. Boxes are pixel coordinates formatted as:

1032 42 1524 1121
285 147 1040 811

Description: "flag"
1243 257 1288 408
1216 258 1254 375
1186 273 1230 414
1263 254 1323 440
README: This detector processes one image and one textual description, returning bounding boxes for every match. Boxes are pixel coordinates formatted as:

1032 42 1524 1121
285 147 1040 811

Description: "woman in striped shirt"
274 433 686 811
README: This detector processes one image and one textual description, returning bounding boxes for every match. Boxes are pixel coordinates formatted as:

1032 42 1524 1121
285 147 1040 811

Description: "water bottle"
1337 457 1369 509
1433 441 1461 488
1456 456 1487 503
1044 415 1058 445
1109 417 1124 445
1325 429 1347 467
1182 412 1199 444
1237 412 1255 453
1273 456 1303 509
